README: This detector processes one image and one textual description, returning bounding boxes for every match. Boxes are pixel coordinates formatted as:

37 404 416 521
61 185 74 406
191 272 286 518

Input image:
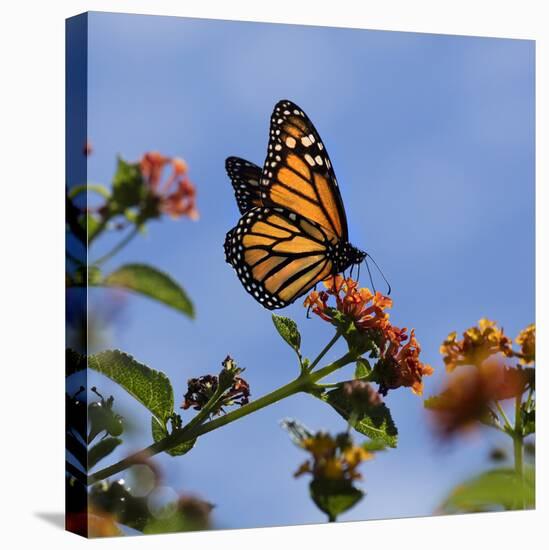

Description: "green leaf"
88 350 174 424
151 417 196 457
309 479 364 522
320 386 398 448
441 467 535 513
354 358 371 379
69 183 111 200
111 157 146 209
102 263 194 317
88 437 123 469
361 440 388 452
272 314 301 354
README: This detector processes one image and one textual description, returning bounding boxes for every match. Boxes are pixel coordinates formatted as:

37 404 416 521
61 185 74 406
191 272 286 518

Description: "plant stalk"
93 227 139 266
87 338 354 485
513 395 523 482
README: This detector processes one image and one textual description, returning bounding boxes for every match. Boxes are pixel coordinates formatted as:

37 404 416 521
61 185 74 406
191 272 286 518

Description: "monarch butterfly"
224 99 367 310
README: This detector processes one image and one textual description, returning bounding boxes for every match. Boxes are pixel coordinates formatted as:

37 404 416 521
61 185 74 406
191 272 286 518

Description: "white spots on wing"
289 212 297 221
285 136 296 148
315 155 323 166
309 134 315 143
318 142 324 150
304 154 315 167
274 144 282 151
301 136 312 147
326 158 331 169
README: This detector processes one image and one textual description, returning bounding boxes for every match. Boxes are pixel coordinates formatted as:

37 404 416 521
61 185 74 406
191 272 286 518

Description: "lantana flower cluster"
304 275 433 395
428 320 535 437
293 431 373 482
140 152 198 220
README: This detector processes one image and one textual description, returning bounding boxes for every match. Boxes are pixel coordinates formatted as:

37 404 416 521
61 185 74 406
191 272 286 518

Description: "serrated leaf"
354 358 371 379
102 264 194 317
88 350 174 424
441 467 535 513
88 437 123 469
320 387 398 447
309 479 364 522
272 314 301 353
151 417 196 457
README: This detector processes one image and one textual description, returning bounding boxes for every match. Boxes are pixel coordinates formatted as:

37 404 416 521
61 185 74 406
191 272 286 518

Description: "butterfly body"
225 100 366 310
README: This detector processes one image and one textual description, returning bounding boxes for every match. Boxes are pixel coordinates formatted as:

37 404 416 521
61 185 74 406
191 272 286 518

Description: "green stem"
513 394 525 510
87 347 355 485
93 227 139 266
513 395 523 479
308 331 342 372
495 401 512 432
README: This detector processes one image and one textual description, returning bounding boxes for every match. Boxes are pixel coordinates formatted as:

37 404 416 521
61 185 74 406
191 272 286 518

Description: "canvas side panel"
65 12 89 538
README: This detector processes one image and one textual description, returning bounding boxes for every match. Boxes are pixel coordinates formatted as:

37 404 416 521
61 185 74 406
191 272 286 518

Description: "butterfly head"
333 241 367 273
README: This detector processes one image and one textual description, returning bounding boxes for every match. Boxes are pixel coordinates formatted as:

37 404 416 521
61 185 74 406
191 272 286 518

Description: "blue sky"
82 12 534 529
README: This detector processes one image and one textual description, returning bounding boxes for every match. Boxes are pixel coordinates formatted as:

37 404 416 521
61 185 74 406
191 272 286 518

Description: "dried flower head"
140 151 198 220
343 380 382 409
181 362 250 416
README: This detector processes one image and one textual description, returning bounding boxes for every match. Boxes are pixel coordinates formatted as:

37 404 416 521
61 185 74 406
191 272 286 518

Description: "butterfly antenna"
364 256 376 294
365 253 392 295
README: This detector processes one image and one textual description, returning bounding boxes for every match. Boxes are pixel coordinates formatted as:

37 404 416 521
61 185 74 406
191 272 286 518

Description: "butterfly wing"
226 156 263 215
260 99 349 242
224 206 334 309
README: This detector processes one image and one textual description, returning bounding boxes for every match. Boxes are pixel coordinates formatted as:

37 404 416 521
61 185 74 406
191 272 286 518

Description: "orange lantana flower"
427 362 532 438
379 330 434 395
304 276 432 395
440 318 513 372
515 324 535 365
140 152 198 220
